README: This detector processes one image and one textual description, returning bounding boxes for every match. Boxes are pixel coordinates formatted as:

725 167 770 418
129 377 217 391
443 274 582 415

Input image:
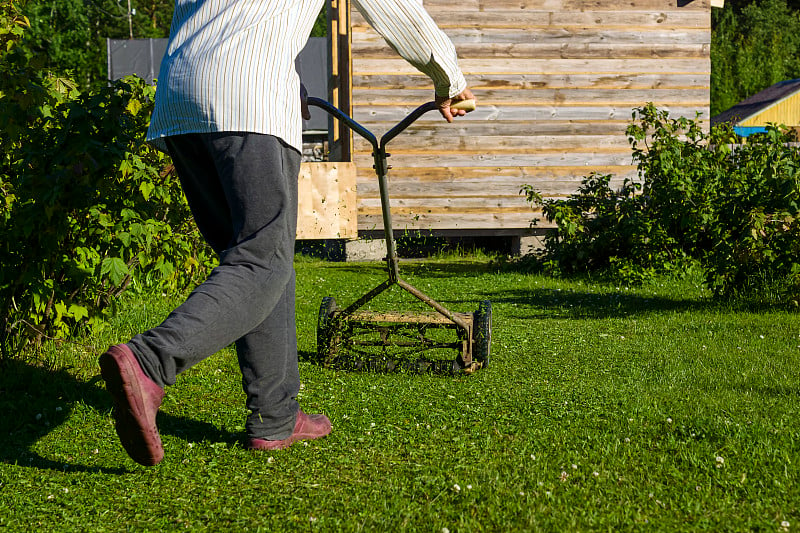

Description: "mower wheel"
473 300 492 368
317 296 340 364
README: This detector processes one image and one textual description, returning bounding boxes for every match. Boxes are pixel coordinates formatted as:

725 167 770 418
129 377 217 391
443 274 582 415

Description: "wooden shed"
711 79 800 137
324 0 715 242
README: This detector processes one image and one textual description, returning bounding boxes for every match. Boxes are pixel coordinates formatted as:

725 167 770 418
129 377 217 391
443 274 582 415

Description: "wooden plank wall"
348 0 711 233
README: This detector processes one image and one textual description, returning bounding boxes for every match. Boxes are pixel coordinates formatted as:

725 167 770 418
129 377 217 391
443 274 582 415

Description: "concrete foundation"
344 238 386 261
511 235 546 257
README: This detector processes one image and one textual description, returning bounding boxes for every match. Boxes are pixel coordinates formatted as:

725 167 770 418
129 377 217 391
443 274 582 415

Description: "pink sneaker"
99 344 165 466
247 411 332 451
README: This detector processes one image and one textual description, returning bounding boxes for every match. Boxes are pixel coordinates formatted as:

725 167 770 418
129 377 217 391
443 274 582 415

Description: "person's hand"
300 83 311 120
435 88 475 123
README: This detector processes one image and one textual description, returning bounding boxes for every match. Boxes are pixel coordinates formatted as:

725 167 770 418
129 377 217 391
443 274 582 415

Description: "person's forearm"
352 0 467 98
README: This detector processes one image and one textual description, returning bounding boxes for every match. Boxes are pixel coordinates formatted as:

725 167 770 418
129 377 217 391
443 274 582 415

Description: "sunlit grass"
1 257 798 531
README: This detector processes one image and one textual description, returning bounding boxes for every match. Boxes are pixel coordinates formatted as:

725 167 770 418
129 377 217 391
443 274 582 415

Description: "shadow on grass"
0 358 238 474
322 260 500 280
489 283 799 319
486 286 716 320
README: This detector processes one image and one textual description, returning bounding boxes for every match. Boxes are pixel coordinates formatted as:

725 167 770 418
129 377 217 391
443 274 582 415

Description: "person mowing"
99 0 474 466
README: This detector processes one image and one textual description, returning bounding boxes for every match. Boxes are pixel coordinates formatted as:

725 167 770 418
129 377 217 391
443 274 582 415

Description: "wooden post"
327 0 352 163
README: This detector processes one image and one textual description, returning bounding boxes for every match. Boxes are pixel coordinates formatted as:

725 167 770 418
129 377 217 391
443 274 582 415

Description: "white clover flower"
666 417 673 424
593 471 600 477
452 484 461 492
716 456 725 468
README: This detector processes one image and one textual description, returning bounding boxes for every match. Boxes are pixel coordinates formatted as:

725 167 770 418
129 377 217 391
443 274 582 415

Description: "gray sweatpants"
128 132 301 440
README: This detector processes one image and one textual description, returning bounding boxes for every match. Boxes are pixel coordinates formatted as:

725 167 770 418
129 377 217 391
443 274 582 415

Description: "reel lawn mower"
307 97 491 374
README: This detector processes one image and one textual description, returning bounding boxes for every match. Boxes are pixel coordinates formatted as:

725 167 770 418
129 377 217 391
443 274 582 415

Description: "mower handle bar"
306 97 474 150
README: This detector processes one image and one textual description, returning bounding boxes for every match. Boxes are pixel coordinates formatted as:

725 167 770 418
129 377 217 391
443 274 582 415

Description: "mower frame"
308 97 491 373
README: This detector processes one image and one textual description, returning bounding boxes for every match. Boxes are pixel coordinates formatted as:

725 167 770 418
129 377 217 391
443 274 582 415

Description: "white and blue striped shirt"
147 0 467 153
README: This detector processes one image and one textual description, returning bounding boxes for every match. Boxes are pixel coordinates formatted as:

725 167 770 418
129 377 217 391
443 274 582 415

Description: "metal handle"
306 96 378 150
306 97 476 149
380 99 477 147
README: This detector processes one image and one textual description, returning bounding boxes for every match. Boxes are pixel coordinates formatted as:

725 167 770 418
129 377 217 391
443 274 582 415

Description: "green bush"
1 1 213 357
522 171 693 284
523 104 800 305
705 126 800 303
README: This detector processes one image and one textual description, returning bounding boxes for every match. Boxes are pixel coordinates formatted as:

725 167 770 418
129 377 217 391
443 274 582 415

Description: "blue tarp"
733 126 767 137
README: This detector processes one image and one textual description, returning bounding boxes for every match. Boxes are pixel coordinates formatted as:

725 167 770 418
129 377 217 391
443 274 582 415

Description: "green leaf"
126 98 142 116
101 257 129 286
68 304 88 321
140 181 155 201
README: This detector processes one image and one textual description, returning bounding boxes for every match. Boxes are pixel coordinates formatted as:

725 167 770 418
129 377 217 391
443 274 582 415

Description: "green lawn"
1 257 798 531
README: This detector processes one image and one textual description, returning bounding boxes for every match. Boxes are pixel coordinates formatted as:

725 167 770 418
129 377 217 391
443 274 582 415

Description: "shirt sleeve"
351 0 467 98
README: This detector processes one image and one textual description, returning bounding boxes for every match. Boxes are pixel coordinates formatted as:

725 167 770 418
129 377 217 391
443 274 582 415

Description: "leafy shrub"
523 103 800 305
1 1 213 357
522 105 718 283
522 171 692 284
704 127 800 303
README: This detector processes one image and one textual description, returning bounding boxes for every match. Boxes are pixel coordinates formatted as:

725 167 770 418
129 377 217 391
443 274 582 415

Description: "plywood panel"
297 162 358 239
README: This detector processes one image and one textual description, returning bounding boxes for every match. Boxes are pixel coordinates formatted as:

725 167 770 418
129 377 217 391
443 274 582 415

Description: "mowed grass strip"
1 257 798 531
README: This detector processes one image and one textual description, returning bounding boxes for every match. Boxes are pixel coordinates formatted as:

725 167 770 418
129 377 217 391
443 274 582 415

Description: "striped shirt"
147 0 467 153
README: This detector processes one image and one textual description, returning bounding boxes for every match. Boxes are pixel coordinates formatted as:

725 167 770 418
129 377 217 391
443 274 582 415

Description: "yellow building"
711 79 800 137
